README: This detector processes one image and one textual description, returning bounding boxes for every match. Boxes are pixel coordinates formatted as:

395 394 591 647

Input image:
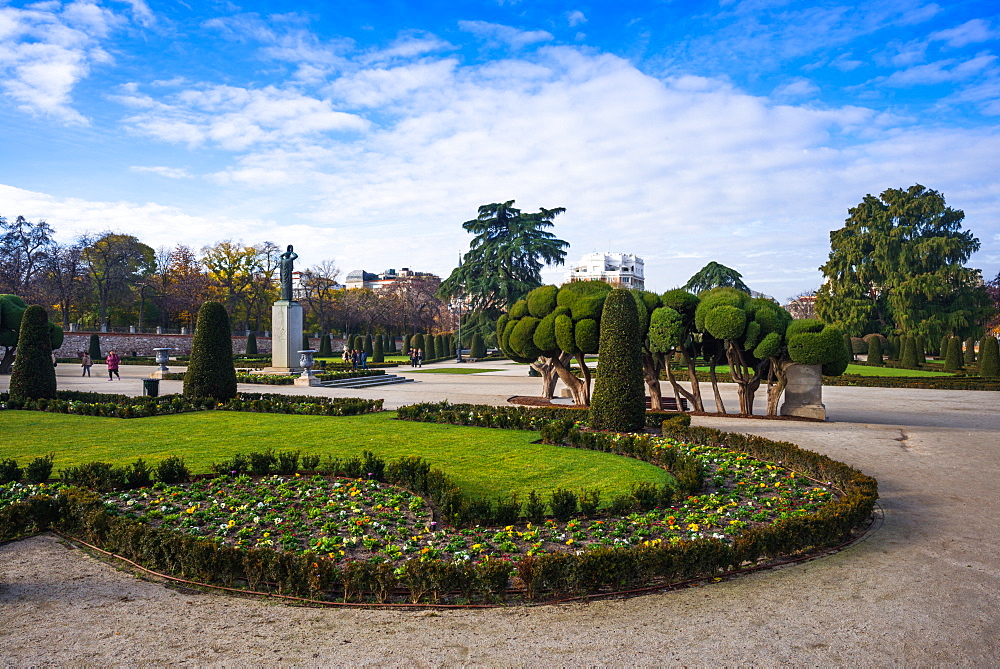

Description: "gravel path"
2 372 999 664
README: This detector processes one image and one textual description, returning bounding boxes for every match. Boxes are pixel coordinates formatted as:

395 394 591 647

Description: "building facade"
563 252 644 290
344 267 441 291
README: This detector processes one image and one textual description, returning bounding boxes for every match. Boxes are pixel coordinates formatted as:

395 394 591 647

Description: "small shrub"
609 492 636 516
275 450 300 474
25 454 54 483
524 490 546 523
124 459 153 489
0 458 24 485
210 453 250 475
540 418 574 444
249 450 276 475
301 454 321 470
549 488 578 521
631 481 659 511
980 336 999 378
578 488 601 518
156 456 190 483
493 495 521 525
60 462 123 491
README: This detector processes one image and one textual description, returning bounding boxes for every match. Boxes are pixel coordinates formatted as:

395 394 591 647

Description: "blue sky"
1 0 998 301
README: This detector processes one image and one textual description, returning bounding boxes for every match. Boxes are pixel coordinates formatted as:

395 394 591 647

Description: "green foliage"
245 332 258 355
815 184 991 339
26 454 55 483
402 333 411 354
88 333 102 360
388 334 397 353
438 200 569 315
508 317 542 359
590 289 645 432
648 306 684 353
964 337 976 364
0 458 23 484
436 333 447 359
554 313 578 354
939 334 951 358
0 294 28 348
411 333 423 353
753 332 782 360
470 332 486 358
979 336 999 378
372 334 384 363
683 261 751 294
364 334 373 357
943 336 963 372
694 287 749 332
574 318 600 353
786 321 850 375
183 302 238 401
533 311 559 353
867 335 883 365
704 305 746 340
901 336 920 369
9 305 57 401
527 285 558 318
550 488 578 521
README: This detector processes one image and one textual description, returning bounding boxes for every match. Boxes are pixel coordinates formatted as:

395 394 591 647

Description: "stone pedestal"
779 363 826 420
271 300 303 372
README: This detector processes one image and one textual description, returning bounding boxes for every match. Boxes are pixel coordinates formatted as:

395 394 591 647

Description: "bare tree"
784 290 818 320
44 241 88 328
0 215 55 300
299 259 342 334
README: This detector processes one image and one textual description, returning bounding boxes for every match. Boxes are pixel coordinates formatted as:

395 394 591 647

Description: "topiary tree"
916 334 926 364
411 333 424 354
938 334 951 359
901 335 920 369
589 289 645 432
319 333 332 356
425 334 436 359
436 333 447 359
88 333 102 361
943 335 963 372
8 305 58 401
979 336 999 378
364 333 373 357
470 332 486 358
302 333 311 351
372 334 384 363
402 333 411 355
964 337 976 365
245 332 258 355
388 333 397 353
868 335 883 366
771 318 849 415
1 294 63 374
183 302 237 400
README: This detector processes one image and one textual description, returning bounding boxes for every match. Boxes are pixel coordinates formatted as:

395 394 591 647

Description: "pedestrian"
361 349 368 369
417 348 423 368
351 349 359 371
106 350 121 381
342 347 350 365
410 348 417 367
81 351 92 377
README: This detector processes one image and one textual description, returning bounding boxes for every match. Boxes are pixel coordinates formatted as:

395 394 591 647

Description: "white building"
344 267 440 291
563 252 644 290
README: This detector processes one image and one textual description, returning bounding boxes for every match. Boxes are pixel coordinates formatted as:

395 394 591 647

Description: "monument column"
779 363 827 420
269 244 303 373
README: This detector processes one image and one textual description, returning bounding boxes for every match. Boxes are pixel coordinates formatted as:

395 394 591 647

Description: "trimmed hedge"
9 305 58 401
184 302 238 401
590 289 645 432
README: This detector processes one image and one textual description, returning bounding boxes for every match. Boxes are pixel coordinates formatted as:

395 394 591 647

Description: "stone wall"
55 332 274 358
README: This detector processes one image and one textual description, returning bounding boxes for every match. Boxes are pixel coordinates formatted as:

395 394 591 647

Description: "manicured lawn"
696 363 953 378
408 368 502 374
1 410 669 499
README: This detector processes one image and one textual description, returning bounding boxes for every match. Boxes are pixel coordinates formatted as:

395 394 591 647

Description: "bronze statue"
279 245 298 301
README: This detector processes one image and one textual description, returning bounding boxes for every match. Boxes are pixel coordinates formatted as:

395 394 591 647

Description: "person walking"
361 349 368 370
106 350 121 381
416 348 423 368
81 351 92 377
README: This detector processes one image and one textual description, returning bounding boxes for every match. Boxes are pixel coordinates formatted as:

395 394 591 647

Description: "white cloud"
882 53 998 87
0 2 125 124
129 166 193 179
457 20 554 49
567 11 587 28
773 77 820 99
930 18 997 48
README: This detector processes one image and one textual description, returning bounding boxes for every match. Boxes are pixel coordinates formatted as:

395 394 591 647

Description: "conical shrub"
388 333 397 353
411 333 423 354
943 336 963 372
589 288 645 432
979 336 999 378
402 333 411 355
9 305 57 401
88 333 102 360
364 334 373 357
183 302 237 400
373 333 384 363
319 333 332 356
245 332 258 355
470 332 486 358
868 335 883 366
938 334 951 359
964 337 976 365
901 335 920 369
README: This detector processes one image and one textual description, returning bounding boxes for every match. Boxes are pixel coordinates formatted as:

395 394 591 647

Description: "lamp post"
455 252 463 363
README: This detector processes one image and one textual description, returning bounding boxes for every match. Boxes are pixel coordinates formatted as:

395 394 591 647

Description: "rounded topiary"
901 335 920 369
402 333 411 355
851 337 868 354
868 335 883 366
590 289 645 432
88 333 102 360
9 305 58 401
648 306 684 353
943 336 963 372
183 301 237 401
787 326 842 366
754 331 783 360
694 287 748 332
574 318 600 354
526 285 559 318
509 299 529 320
964 337 976 365
979 336 999 378
533 312 559 353
509 317 541 359
703 305 747 341
470 332 486 358
554 314 578 354
372 334 384 363
245 332 258 355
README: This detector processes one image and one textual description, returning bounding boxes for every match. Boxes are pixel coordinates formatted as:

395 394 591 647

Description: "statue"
279 245 298 301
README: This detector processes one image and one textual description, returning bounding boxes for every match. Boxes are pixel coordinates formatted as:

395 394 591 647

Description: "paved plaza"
1 360 999 664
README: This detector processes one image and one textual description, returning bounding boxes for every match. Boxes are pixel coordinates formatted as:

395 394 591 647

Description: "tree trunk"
663 351 699 412
708 351 727 414
683 350 705 412
641 351 663 411
766 357 791 416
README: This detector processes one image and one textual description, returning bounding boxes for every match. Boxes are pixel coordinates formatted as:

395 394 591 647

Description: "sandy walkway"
2 371 999 664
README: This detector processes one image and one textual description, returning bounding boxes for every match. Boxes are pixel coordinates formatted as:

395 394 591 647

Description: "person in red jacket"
106 350 121 381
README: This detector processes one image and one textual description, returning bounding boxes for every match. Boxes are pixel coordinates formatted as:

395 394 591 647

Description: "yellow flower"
687 523 699 531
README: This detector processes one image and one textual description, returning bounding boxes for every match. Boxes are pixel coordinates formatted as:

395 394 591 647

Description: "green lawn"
408 368 502 374
696 363 953 378
1 410 669 499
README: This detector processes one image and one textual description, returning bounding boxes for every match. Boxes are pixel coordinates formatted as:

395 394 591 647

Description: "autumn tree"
82 233 155 330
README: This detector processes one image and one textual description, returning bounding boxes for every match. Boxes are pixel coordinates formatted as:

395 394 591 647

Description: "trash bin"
142 378 160 397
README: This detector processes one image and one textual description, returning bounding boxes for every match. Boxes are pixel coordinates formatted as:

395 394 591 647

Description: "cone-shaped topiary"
245 332 258 355
9 305 57 401
901 335 920 368
388 333 397 353
425 334 436 359
938 334 950 359
364 334 373 357
868 335 883 366
844 332 855 361
964 337 976 365
88 333 102 360
319 333 332 356
470 332 486 358
916 335 926 363
183 301 237 400
373 333 384 363
943 335 963 372
402 333 411 354
411 333 423 353
302 333 311 351
979 336 999 378
589 288 645 432
437 334 447 359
